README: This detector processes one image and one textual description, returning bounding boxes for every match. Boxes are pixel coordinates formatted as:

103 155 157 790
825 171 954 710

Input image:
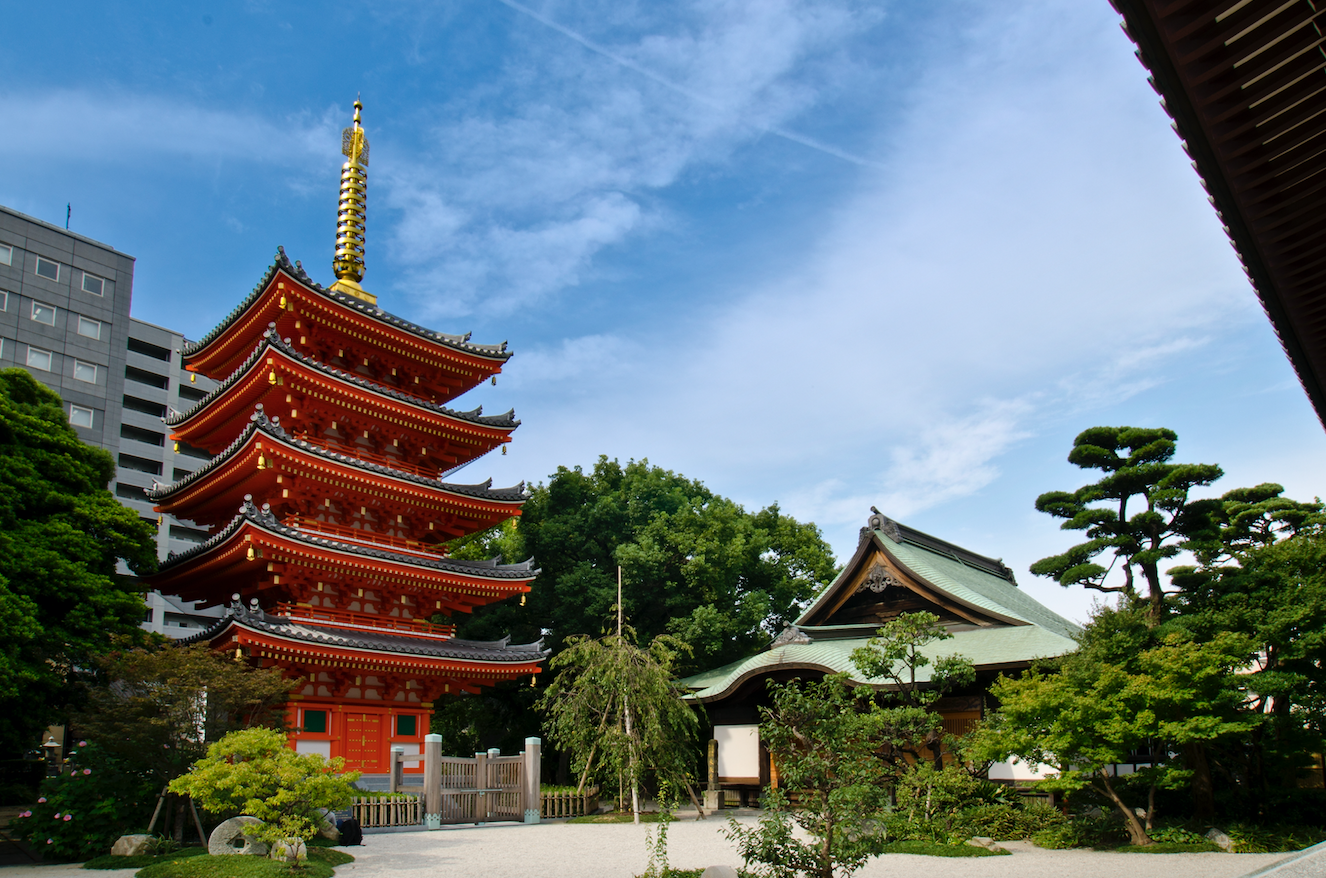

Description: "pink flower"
83 769 91 775
20 811 30 818
37 797 46 803
63 815 72 822
77 741 87 747
53 813 60 819
46 839 52 845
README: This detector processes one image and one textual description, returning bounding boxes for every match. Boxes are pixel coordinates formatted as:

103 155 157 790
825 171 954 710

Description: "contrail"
491 0 882 169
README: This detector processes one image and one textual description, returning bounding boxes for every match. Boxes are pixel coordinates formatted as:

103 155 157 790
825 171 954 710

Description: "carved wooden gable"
803 545 1004 629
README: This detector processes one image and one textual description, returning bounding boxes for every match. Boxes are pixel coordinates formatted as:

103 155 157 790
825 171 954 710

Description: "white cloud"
381 0 881 319
4 90 336 166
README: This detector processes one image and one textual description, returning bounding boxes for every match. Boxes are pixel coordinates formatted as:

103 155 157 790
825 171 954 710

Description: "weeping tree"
536 628 702 824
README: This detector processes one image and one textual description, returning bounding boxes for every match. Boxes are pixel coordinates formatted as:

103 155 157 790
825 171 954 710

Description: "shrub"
168 728 359 853
11 742 156 860
1030 813 1128 849
1224 823 1326 853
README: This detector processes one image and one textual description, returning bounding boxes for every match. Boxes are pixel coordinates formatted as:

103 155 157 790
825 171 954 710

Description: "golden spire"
330 97 375 304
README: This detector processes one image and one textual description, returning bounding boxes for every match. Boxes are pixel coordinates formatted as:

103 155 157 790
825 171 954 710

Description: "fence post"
423 734 442 829
522 737 541 824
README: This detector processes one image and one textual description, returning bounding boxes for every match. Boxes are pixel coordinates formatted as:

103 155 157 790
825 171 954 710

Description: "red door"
344 713 383 771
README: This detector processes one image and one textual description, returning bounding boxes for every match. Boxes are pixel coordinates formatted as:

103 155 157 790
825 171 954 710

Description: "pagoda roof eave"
148 500 539 584
166 330 519 439
184 248 512 364
181 602 547 666
147 412 528 511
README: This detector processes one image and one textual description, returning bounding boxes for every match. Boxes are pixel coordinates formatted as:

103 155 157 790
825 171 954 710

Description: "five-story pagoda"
147 100 544 775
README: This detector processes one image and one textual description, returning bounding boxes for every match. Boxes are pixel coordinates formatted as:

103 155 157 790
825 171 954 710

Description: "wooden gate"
424 738 542 826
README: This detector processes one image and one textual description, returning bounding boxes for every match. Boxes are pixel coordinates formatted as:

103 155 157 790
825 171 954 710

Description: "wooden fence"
540 786 600 819
351 794 422 827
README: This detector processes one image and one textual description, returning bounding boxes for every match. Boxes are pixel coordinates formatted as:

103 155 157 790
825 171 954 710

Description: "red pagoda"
148 100 543 776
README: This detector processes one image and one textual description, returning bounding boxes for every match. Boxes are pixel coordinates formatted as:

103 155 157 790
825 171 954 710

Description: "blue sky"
5 0 1324 624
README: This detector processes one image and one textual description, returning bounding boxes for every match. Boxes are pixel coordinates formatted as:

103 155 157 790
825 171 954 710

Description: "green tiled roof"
681 624 1077 702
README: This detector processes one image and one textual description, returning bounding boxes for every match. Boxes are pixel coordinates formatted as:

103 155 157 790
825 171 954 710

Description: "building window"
34 257 59 281
69 405 94 429
0 244 12 266
26 347 52 371
73 360 98 383
76 316 101 340
303 710 328 734
396 715 417 737
30 302 56 326
82 273 105 296
0 291 7 311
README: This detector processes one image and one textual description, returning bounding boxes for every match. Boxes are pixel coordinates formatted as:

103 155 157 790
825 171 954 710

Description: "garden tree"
1030 426 1222 622
536 628 701 823
169 728 359 849
1171 528 1326 808
726 674 891 878
1180 482 1322 566
73 642 296 787
848 612 975 769
0 368 158 755
436 457 837 758
971 628 1257 846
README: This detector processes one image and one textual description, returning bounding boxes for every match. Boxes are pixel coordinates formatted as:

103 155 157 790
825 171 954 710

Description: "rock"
208 816 269 856
700 867 739 878
1083 806 1104 819
269 838 307 863
968 837 996 848
111 835 153 856
1206 828 1234 852
315 809 340 841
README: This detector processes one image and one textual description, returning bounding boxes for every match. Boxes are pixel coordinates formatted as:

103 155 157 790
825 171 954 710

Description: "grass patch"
1116 842 1222 854
877 840 1007 857
307 849 354 867
132 848 354 878
85 848 209 869
566 812 663 824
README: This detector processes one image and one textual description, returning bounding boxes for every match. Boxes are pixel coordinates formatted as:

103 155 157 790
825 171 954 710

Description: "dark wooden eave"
1111 0 1326 429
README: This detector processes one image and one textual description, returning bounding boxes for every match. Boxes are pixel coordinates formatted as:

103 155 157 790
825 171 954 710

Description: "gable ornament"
857 563 902 594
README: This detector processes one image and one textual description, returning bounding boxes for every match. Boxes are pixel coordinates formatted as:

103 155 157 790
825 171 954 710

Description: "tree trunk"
1141 561 1164 625
173 797 187 844
1185 742 1215 821
683 779 706 820
1094 772 1150 846
818 814 834 878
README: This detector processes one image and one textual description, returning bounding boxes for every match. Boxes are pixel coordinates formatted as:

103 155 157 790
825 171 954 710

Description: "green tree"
73 643 296 787
971 629 1256 845
849 611 975 770
169 728 359 848
727 674 890 878
536 629 701 822
0 368 158 754
1172 527 1326 810
436 457 837 759
1030 426 1222 621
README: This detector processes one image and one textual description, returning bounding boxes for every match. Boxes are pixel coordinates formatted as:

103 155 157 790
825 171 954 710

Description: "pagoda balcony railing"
294 434 442 481
273 602 456 640
287 515 449 559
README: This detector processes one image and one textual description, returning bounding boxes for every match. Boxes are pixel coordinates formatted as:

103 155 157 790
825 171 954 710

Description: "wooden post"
704 738 722 812
523 737 541 823
474 750 488 824
423 734 442 829
389 747 404 793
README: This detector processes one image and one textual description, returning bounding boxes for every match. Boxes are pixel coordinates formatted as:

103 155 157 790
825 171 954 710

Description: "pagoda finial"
330 96 375 305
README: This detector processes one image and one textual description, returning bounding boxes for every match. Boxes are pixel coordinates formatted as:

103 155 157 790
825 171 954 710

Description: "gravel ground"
332 816 1291 878
0 818 1306 878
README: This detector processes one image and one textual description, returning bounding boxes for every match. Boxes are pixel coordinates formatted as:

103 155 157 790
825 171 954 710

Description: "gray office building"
0 205 221 636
